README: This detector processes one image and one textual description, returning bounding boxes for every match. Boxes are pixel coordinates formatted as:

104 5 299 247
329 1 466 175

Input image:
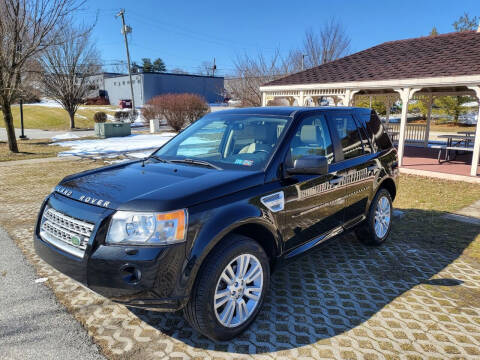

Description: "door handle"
329 176 344 186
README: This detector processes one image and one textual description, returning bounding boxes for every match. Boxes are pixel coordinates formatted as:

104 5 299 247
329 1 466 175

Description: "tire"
355 188 393 246
183 234 270 341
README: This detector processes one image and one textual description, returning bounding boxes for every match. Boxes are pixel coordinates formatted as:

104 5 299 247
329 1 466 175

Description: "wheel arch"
183 206 282 299
378 177 397 201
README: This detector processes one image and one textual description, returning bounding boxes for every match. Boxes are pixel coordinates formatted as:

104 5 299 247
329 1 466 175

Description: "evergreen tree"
141 58 153 72
153 58 166 72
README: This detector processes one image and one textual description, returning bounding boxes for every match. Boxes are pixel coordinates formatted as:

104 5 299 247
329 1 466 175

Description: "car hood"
55 160 264 211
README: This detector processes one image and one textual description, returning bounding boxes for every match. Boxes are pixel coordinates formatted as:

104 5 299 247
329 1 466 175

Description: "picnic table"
456 131 476 137
436 133 474 163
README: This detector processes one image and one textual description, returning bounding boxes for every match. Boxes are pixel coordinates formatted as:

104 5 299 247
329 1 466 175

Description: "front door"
282 114 346 253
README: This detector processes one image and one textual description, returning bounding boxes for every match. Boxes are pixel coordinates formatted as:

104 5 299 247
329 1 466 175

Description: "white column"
299 91 304 107
385 96 391 125
468 86 480 176
424 94 433 148
342 89 359 106
394 88 421 166
261 92 267 107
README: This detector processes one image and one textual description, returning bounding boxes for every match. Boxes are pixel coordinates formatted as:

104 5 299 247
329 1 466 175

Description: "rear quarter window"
358 110 393 151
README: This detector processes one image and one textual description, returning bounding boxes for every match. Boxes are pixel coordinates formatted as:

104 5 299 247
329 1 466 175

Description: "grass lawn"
409 119 477 133
0 104 118 130
0 138 69 162
393 175 480 267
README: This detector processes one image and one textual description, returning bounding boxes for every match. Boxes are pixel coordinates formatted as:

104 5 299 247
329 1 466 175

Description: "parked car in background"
119 99 132 109
459 112 478 125
34 107 398 340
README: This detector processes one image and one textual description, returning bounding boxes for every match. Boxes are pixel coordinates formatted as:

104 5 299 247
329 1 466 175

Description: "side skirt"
284 226 344 259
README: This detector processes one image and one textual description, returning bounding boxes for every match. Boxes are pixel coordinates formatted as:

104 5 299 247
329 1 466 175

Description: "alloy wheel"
214 254 264 328
374 195 391 238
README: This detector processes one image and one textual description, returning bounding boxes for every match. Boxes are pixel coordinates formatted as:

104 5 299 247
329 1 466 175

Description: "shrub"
93 112 107 123
143 93 209 131
114 111 129 121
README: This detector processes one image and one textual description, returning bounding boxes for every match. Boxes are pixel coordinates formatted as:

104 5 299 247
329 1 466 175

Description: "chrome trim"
43 207 94 237
39 206 95 258
40 230 85 258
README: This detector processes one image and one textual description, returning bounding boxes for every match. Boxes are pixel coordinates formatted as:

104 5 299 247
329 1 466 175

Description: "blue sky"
82 0 480 76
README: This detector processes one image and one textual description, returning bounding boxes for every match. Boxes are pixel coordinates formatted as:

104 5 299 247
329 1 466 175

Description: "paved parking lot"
1 160 480 359
0 228 104 360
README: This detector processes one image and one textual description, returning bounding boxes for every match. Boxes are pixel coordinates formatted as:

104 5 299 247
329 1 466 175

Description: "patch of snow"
52 133 176 157
25 98 62 108
51 133 80 141
34 277 48 283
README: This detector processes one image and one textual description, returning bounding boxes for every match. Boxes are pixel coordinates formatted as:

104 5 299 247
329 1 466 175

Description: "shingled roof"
264 31 480 87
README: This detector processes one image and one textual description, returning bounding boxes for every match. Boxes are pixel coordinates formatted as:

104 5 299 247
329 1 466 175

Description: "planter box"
95 122 131 138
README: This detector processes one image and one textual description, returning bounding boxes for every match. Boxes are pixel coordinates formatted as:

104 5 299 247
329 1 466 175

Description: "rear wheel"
183 234 270 341
356 188 392 245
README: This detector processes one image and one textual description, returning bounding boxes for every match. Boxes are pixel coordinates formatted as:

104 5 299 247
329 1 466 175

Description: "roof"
264 31 480 87
105 72 224 80
208 106 371 117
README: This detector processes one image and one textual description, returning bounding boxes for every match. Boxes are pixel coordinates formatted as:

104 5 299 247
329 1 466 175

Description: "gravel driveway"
0 227 104 360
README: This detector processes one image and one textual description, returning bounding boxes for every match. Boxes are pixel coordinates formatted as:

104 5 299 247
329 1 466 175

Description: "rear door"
326 111 377 225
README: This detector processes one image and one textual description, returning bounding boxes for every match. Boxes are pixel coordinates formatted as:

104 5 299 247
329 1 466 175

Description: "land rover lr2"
35 107 398 340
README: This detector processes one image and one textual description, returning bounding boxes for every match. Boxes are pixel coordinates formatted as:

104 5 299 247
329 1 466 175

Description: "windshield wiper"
148 155 173 164
170 158 223 170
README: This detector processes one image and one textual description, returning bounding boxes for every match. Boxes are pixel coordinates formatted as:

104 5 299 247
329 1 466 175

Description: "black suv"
35 107 398 340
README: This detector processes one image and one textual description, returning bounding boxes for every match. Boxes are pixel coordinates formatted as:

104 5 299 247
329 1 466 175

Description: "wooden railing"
385 123 427 143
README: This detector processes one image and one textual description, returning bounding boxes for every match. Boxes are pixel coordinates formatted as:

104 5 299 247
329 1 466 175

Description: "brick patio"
402 146 480 177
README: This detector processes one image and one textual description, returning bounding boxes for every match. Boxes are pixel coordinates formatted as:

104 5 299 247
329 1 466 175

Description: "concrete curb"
399 167 480 184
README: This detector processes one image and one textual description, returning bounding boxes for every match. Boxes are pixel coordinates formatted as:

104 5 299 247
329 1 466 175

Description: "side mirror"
287 155 329 175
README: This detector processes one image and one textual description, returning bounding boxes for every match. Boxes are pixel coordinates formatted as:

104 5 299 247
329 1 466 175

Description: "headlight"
106 209 187 245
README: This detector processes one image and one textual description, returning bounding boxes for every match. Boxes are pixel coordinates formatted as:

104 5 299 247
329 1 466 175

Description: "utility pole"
301 54 307 71
212 58 217 77
116 9 136 119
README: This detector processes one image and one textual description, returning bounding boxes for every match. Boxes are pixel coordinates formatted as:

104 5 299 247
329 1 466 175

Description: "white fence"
385 123 427 144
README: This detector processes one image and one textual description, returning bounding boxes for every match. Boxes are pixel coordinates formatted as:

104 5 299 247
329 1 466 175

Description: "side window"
330 114 365 160
288 115 334 165
355 116 373 154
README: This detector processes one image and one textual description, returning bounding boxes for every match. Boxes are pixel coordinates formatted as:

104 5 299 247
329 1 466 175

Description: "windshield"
153 112 292 170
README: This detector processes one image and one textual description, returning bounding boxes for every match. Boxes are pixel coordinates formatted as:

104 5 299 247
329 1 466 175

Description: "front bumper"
34 194 189 311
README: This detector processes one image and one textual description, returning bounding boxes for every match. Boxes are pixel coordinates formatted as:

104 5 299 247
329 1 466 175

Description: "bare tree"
301 19 351 68
228 50 294 107
0 0 83 152
40 25 100 128
228 18 351 107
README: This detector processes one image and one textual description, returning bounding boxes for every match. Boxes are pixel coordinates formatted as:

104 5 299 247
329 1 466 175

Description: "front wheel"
183 234 270 341
356 188 393 245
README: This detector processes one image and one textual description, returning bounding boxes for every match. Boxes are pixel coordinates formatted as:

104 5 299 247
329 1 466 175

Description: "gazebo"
260 30 480 176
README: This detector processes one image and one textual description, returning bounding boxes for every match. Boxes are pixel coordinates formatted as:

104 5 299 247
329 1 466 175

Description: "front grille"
40 206 95 258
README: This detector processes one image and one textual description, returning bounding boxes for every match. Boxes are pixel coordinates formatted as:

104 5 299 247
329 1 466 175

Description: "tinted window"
287 114 334 165
330 114 365 160
362 111 392 151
